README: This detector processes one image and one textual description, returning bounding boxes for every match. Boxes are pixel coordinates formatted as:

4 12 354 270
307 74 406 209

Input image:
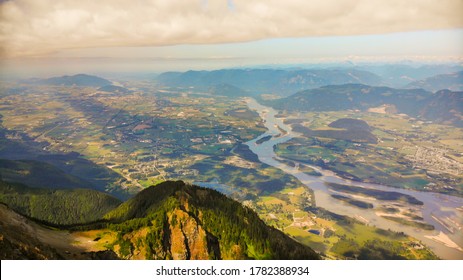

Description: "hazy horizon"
1 1 463 78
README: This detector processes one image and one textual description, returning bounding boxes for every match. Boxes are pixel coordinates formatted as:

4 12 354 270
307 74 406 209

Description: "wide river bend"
245 98 463 259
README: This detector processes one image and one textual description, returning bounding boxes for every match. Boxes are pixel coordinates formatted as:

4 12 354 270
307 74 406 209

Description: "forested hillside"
0 180 121 225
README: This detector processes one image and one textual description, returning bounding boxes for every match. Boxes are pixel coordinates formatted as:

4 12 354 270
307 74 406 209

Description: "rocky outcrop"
169 209 209 259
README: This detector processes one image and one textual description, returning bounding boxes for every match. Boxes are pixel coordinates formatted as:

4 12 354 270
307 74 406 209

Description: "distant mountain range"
357 64 463 88
406 71 463 92
157 68 383 96
0 180 319 260
27 66 462 94
269 84 463 127
35 74 112 87
157 65 463 96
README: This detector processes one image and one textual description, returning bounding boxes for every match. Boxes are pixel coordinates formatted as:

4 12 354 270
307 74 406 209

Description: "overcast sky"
1 0 462 75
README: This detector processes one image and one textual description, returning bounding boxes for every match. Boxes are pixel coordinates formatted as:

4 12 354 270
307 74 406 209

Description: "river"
244 98 463 259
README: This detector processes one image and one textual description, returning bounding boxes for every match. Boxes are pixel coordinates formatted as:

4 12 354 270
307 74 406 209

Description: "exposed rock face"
105 181 319 260
169 209 209 260
110 207 221 260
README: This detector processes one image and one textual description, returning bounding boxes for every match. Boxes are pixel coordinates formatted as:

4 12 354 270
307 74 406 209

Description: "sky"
1 0 463 76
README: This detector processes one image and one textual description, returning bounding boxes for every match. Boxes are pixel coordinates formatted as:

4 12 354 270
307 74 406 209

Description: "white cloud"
1 0 462 57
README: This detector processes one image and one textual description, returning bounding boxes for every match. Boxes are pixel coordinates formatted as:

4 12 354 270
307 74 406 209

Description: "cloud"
1 0 462 57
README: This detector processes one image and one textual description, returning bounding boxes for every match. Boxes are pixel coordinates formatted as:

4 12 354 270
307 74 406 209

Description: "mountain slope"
0 203 118 260
0 180 318 260
270 84 463 127
37 74 112 87
104 180 320 260
419 90 463 127
0 203 65 260
271 84 429 112
208 83 248 97
0 180 121 225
